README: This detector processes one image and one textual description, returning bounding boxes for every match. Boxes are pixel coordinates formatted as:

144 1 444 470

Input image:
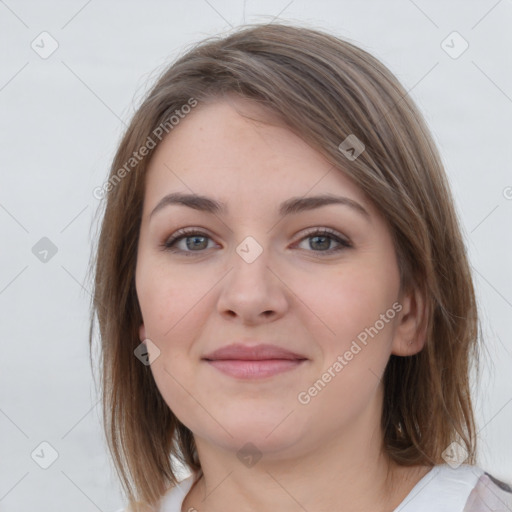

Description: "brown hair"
88 22 480 510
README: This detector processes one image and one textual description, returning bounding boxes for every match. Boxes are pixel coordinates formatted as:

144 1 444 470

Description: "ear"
139 323 146 342
391 285 428 356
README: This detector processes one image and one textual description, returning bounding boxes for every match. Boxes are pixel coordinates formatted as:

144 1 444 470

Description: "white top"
116 464 512 512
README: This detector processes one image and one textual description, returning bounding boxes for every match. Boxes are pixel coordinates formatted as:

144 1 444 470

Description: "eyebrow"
149 192 371 221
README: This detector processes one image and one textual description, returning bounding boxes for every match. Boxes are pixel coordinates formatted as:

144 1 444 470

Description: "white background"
1 1 511 510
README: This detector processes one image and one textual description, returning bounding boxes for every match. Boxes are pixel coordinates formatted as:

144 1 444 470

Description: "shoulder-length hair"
88 22 480 510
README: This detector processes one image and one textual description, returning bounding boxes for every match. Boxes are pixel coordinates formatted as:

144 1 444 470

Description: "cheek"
136 259 211 424
136 257 217 397
136 255 209 343
308 266 396 327
148 348 204 435
296 266 398 423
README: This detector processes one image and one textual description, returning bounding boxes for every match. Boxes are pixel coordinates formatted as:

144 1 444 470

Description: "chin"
205 414 306 454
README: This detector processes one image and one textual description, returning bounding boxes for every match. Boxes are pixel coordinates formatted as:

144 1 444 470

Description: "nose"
216 239 289 325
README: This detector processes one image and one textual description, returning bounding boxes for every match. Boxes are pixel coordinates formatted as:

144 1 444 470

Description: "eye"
161 228 217 256
161 227 352 256
294 228 352 255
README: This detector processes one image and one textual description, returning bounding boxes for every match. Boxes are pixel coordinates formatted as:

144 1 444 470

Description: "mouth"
202 342 308 379
204 358 307 379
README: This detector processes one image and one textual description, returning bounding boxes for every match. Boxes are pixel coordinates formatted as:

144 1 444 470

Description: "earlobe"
391 286 428 357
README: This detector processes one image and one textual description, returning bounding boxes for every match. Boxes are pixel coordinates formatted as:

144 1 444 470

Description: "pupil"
311 235 330 250
187 236 207 250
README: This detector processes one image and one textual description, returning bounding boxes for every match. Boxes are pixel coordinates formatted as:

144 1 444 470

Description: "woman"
90 23 512 512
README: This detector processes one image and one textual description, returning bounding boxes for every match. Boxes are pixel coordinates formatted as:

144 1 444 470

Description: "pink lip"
203 343 307 361
202 343 308 379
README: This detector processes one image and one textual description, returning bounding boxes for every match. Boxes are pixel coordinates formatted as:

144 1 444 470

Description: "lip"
202 342 308 379
202 343 307 361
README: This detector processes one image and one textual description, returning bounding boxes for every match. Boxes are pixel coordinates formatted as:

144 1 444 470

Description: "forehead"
143 98 372 217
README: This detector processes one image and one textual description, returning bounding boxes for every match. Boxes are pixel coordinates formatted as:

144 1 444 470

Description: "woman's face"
135 97 415 458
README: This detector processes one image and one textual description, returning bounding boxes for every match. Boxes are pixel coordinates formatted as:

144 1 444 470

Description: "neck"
182 391 430 512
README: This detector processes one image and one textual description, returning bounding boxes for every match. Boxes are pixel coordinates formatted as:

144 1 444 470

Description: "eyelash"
160 227 352 257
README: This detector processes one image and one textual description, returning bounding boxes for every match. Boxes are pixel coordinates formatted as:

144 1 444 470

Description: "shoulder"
396 464 511 512
462 470 512 512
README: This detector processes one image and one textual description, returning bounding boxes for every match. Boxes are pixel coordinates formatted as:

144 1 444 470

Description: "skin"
135 96 430 512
